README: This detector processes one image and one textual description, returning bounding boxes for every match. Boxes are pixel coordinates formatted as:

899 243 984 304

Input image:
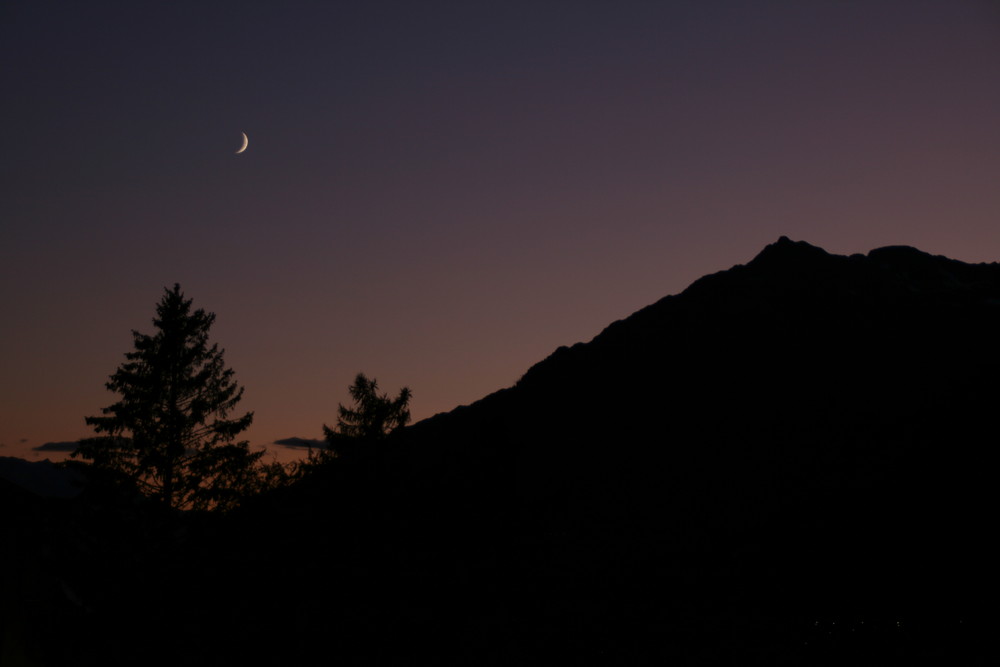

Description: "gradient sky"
3 0 999 461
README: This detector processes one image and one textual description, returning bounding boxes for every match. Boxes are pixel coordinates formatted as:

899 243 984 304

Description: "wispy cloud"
32 441 79 452
272 437 327 450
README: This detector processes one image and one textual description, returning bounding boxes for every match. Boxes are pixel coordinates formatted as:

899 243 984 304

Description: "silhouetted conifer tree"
321 373 411 458
74 284 261 511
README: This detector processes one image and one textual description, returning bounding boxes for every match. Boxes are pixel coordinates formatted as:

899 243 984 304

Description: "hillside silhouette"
4 237 996 664
365 236 997 662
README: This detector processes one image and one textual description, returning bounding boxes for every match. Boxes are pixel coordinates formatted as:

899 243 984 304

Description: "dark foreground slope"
8 238 998 665
375 236 998 661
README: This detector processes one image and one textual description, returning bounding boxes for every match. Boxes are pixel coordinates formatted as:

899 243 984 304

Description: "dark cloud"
33 441 80 452
272 437 327 450
19 438 28 444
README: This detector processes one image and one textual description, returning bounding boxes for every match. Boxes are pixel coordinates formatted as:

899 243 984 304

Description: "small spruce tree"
74 284 261 511
320 373 412 459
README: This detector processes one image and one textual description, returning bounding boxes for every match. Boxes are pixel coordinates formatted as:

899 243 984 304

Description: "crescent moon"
235 132 248 154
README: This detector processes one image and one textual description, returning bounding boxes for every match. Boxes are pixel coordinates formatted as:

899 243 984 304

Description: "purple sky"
3 1 999 461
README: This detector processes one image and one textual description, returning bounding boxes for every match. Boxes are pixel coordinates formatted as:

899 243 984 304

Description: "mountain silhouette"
191 236 994 663
8 237 995 665
0 456 85 499
360 236 997 661
401 236 1000 525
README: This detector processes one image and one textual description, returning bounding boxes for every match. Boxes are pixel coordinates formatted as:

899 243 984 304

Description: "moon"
235 132 248 154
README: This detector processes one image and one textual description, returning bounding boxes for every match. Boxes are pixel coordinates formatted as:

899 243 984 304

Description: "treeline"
69 284 411 511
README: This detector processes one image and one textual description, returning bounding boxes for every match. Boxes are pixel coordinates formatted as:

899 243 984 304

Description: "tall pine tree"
75 284 261 511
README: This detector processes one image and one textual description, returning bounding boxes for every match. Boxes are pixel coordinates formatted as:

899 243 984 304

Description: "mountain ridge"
10 237 995 664
532 236 997 368
406 236 1000 441
361 235 997 660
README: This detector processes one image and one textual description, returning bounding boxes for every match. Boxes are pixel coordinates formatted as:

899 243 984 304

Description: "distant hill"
0 456 85 499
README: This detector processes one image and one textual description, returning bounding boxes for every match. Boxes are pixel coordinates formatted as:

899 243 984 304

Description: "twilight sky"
2 0 999 461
